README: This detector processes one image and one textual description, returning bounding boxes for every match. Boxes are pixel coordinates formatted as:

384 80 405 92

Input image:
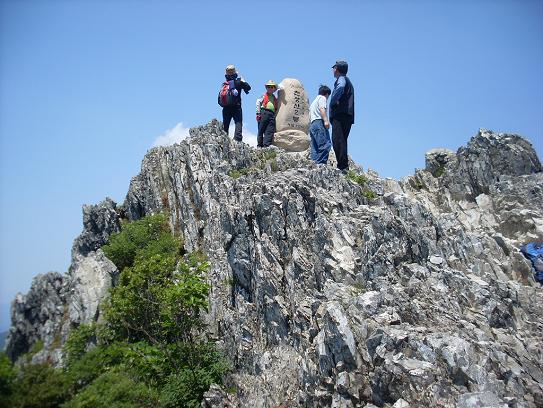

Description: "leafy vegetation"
433 164 446 178
362 188 377 200
2 213 228 407
0 352 16 408
262 149 277 161
227 167 253 179
62 371 159 408
346 170 368 185
9 362 71 408
346 170 377 200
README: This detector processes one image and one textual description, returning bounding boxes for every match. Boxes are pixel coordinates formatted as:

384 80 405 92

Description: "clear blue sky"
1 0 542 331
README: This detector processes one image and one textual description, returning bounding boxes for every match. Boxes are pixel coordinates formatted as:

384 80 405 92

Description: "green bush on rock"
6 213 228 407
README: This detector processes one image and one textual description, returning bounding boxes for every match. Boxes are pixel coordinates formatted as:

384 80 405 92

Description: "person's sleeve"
256 97 262 114
318 95 327 110
318 96 328 121
329 77 346 106
242 80 251 93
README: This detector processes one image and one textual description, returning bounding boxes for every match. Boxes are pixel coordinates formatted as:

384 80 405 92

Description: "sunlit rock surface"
8 121 543 407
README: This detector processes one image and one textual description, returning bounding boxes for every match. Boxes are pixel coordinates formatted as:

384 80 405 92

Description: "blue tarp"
520 242 543 284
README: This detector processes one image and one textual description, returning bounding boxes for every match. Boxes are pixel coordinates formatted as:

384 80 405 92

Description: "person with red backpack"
218 65 251 142
255 80 279 148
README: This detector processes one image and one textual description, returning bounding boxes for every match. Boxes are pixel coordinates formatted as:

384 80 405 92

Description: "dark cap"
332 60 348 74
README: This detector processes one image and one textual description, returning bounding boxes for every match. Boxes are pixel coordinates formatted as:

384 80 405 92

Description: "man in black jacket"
329 60 355 172
220 64 251 142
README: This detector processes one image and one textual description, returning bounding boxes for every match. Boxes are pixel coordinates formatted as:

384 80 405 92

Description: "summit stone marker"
273 78 310 152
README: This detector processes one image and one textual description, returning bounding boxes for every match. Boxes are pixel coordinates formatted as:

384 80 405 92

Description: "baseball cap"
332 60 348 74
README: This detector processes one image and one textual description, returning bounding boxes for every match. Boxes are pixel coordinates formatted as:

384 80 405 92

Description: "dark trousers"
222 106 243 141
257 109 275 147
331 113 353 171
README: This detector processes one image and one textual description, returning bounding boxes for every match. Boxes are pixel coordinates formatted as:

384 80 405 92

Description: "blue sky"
1 0 542 331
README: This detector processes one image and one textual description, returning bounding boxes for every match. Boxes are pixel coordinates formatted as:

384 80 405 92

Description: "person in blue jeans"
309 85 332 164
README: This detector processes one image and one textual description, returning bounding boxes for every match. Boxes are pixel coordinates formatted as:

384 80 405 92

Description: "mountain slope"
6 120 543 407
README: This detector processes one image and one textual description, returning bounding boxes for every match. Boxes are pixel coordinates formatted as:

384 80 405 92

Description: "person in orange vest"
256 80 279 147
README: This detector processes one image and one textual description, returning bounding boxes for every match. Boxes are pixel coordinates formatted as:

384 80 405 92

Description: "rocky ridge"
6 120 543 407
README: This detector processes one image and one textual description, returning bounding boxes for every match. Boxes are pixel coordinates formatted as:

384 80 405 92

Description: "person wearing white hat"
255 80 279 147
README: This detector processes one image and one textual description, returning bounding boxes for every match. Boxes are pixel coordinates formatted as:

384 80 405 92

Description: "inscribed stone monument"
273 78 310 152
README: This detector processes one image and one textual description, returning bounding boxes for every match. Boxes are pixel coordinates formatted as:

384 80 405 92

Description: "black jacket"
223 76 251 107
330 75 354 123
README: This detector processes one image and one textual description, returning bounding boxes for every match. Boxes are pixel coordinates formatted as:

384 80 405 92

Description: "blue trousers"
309 119 331 164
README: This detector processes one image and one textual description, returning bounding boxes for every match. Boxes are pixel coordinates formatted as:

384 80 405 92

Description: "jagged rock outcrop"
71 197 122 258
7 120 543 407
6 199 120 364
6 272 66 363
67 198 120 326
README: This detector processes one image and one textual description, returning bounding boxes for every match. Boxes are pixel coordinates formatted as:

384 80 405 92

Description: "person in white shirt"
309 85 332 164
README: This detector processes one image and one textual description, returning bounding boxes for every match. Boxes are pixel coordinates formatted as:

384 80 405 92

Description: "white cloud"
152 122 190 147
153 122 258 148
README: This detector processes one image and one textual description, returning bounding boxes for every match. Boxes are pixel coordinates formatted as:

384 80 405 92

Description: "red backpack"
218 81 238 107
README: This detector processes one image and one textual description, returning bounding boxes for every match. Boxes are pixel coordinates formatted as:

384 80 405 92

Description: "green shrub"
227 167 252 179
61 371 159 408
101 214 228 403
0 352 16 408
160 343 229 408
64 323 96 367
65 342 128 389
346 170 368 185
29 339 44 355
10 213 228 407
270 159 279 172
102 213 180 271
433 165 445 178
345 171 376 199
102 250 209 345
362 188 377 200
10 363 71 408
262 149 277 161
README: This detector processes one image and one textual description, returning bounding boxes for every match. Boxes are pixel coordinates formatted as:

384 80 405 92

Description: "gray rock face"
7 121 543 407
425 148 455 177
6 272 66 362
71 197 121 258
6 199 120 364
439 129 542 201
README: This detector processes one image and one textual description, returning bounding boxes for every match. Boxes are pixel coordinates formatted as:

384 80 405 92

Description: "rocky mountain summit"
6 120 543 407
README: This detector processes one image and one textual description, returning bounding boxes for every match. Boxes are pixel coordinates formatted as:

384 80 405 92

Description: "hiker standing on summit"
329 60 355 173
309 85 332 164
218 65 251 142
256 80 279 148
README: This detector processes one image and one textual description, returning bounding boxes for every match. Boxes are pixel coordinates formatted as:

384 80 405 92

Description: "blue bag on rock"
520 242 543 283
